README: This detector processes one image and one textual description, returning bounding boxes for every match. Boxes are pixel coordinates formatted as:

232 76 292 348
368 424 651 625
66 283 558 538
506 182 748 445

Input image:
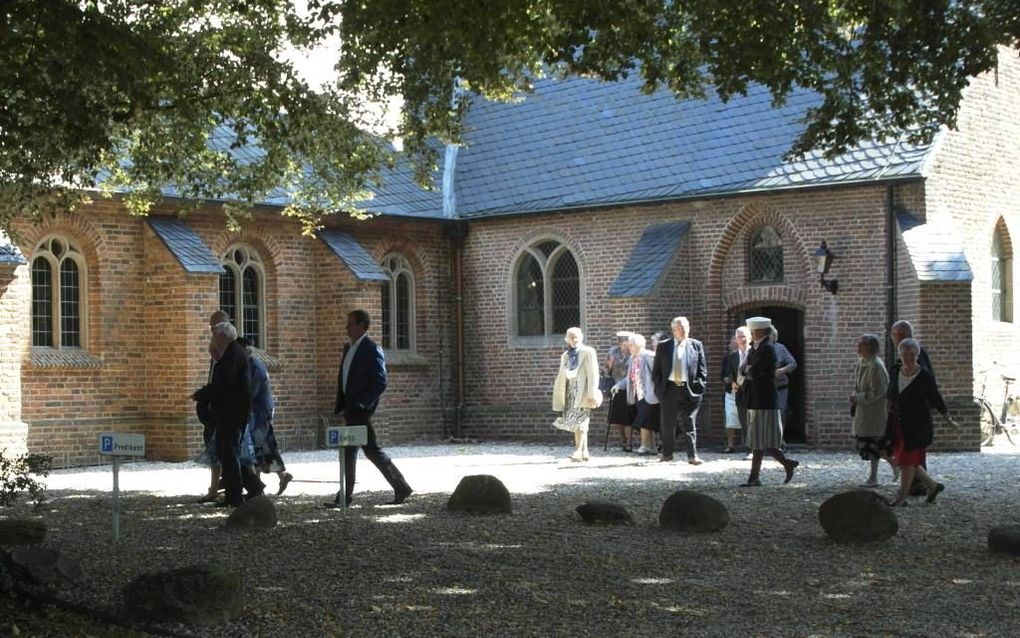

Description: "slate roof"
0 229 27 266
124 75 932 221
319 229 389 281
453 76 930 219
609 221 690 297
897 213 973 282
146 217 225 274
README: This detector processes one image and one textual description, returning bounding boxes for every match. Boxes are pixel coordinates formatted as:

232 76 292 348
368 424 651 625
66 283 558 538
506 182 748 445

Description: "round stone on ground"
447 475 512 514
123 565 242 625
576 501 633 525
224 495 277 529
0 519 46 547
6 546 83 586
818 490 898 544
659 490 729 533
988 525 1020 556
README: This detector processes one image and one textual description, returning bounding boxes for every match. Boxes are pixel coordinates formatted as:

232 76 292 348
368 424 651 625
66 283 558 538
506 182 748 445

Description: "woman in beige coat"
553 327 603 461
849 334 894 487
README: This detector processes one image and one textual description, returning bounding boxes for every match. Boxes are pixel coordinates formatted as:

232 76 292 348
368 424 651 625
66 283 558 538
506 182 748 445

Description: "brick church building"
2 50 1018 467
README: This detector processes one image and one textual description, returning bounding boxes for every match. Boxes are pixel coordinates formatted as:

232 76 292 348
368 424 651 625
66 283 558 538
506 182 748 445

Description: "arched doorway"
731 305 806 444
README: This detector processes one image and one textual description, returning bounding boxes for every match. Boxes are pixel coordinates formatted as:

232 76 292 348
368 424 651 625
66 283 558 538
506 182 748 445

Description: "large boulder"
0 519 46 547
447 475 512 514
225 495 277 529
576 501 633 526
659 490 729 533
6 546 84 586
988 525 1020 556
818 490 898 544
123 565 242 625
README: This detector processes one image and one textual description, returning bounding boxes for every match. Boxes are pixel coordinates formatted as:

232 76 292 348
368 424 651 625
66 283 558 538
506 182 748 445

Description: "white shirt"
670 338 688 383
342 334 367 393
736 348 748 385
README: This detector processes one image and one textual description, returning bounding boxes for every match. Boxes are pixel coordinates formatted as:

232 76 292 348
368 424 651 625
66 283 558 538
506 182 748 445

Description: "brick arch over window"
30 235 90 349
211 230 280 350
991 217 1013 323
706 202 819 442
506 233 586 338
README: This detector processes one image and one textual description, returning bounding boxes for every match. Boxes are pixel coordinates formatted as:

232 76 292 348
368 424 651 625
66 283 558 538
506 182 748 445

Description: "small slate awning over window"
0 229 27 267
609 221 691 297
319 230 389 281
897 213 973 282
147 217 225 274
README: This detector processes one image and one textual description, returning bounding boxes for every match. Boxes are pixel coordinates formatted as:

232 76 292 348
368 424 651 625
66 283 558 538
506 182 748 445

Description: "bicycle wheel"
977 399 1000 446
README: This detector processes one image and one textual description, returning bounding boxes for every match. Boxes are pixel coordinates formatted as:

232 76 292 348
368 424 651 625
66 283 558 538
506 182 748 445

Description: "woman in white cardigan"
850 333 894 487
553 327 603 461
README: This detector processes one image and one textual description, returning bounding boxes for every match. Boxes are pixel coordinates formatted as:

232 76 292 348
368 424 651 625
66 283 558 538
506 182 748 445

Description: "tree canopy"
2 0 1018 234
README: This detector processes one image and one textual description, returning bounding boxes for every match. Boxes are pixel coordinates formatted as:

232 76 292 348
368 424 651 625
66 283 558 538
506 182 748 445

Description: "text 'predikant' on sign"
99 433 146 457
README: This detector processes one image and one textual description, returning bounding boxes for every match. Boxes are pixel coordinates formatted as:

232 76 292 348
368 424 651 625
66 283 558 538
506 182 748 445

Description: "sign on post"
325 426 367 513
98 432 146 541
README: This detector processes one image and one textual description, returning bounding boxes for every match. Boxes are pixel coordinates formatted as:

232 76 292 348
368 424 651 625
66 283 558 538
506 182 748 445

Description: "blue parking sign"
328 430 339 446
101 435 114 453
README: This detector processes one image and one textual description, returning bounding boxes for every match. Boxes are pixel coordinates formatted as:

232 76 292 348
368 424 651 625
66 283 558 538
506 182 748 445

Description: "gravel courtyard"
5 440 1020 637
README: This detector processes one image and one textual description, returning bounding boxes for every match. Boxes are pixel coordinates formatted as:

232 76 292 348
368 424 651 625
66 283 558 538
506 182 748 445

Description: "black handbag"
599 375 615 395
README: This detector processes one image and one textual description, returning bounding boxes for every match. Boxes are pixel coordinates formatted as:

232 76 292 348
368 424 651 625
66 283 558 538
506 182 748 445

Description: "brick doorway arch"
730 305 806 444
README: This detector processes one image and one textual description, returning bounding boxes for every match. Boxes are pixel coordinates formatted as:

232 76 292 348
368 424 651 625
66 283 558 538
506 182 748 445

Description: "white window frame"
380 253 417 352
30 235 89 349
219 243 267 348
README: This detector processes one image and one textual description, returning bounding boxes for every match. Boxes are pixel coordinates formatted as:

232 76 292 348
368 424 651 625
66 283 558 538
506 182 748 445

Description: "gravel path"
5 440 1020 637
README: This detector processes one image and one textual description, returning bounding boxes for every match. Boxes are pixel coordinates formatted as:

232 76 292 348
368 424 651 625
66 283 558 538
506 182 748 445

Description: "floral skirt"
553 377 591 433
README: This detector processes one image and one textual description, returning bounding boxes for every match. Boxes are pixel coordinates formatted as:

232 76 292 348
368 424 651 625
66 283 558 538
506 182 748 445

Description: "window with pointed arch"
219 244 266 348
513 239 581 337
991 219 1013 323
748 226 784 283
380 254 415 350
31 236 87 348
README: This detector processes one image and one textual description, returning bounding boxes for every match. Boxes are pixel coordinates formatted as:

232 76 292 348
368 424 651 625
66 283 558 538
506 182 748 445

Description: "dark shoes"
740 478 762 487
196 491 219 504
323 494 353 509
658 455 674 463
784 460 799 484
687 457 704 466
722 447 735 454
389 487 413 505
925 483 945 504
277 472 293 495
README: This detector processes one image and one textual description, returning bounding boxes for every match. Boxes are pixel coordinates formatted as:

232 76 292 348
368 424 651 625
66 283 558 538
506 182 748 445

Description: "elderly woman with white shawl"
553 327 603 461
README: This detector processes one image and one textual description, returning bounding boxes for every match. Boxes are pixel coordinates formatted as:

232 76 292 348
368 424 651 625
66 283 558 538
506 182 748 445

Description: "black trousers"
215 422 244 504
659 383 702 459
341 409 410 502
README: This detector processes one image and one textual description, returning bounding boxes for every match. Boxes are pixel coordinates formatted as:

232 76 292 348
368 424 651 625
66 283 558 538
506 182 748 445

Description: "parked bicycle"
974 367 1019 446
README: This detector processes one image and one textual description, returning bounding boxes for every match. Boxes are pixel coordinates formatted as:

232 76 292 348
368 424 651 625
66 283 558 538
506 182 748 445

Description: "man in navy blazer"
327 309 412 507
652 316 708 464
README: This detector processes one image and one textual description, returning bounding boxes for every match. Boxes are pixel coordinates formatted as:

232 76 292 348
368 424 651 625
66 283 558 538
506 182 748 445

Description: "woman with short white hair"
612 333 659 455
553 327 603 461
850 334 893 488
886 337 955 506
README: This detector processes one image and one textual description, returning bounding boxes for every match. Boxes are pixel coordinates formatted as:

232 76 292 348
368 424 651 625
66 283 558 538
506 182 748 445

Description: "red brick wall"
12 205 453 467
920 47 1020 446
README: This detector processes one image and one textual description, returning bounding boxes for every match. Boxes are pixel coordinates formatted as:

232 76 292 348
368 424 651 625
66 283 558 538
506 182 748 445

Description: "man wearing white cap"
652 316 708 464
739 316 799 486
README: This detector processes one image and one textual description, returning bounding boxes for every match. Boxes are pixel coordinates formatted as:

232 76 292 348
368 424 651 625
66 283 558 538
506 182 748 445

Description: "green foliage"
0 453 51 507
2 1 1018 233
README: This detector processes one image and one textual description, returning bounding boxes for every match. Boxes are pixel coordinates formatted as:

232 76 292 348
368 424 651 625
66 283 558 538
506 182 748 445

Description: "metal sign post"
326 426 368 514
98 433 145 541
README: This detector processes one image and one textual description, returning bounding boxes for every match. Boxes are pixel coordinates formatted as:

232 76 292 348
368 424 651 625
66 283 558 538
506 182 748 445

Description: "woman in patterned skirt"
553 327 603 461
739 317 799 486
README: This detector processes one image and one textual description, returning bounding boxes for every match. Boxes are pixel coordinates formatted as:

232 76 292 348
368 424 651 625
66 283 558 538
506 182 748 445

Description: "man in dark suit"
192 321 252 507
652 316 708 464
327 309 412 508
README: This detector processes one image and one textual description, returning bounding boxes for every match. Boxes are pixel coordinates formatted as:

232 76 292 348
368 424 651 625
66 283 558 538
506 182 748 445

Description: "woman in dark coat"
739 317 799 486
887 337 955 506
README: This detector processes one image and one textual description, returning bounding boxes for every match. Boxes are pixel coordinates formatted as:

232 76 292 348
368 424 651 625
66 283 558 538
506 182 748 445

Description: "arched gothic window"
991 220 1013 323
749 226 784 283
219 245 266 348
31 236 87 348
380 254 415 350
513 239 581 337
